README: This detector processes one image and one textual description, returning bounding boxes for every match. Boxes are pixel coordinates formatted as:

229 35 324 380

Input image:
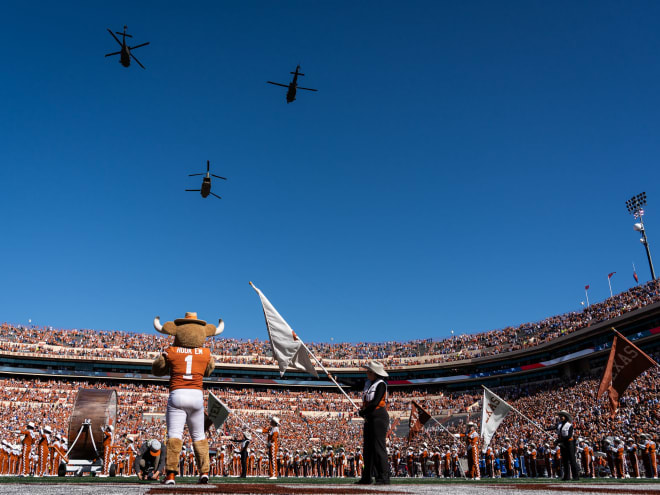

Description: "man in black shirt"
357 361 390 485
556 410 579 481
229 431 251 478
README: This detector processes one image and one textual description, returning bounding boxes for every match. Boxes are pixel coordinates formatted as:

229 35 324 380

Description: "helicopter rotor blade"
107 29 123 47
185 189 201 192
105 51 121 57
130 52 146 69
267 81 289 88
210 192 223 200
188 173 204 177
297 87 318 92
211 174 227 180
129 42 150 50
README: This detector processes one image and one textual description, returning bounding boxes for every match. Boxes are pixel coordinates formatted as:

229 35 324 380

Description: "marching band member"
604 438 616 477
218 445 226 477
20 421 37 476
420 442 429 477
248 446 256 476
356 447 364 478
37 426 51 476
126 437 137 476
100 424 113 476
504 438 515 478
466 422 480 480
263 415 280 480
615 437 627 478
451 446 460 478
641 433 658 478
485 444 495 478
432 446 441 477
627 437 640 479
529 443 537 478
357 361 390 486
1 440 9 475
51 434 62 475
556 410 579 481
443 445 452 478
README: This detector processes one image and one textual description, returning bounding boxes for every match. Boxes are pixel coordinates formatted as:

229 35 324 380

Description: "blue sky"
1 1 659 343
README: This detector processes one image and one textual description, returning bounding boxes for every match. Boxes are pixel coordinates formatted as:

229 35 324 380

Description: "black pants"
559 442 579 480
361 408 389 483
240 449 248 477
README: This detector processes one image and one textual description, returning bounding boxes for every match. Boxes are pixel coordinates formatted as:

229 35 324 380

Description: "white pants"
166 389 205 441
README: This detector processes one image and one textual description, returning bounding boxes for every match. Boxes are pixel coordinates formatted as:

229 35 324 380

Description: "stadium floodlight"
625 192 656 281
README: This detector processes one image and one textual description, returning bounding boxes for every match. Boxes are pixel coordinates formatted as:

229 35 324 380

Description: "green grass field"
0 476 658 485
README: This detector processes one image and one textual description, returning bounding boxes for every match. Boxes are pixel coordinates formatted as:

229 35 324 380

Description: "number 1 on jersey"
183 354 193 380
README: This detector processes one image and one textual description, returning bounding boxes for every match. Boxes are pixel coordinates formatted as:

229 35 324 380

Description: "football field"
0 477 658 495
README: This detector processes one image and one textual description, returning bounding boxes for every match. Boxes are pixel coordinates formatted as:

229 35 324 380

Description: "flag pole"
297 339 361 410
481 385 548 436
585 288 589 307
608 275 613 298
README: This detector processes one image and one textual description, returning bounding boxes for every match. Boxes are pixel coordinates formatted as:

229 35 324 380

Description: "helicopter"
267 65 317 103
186 161 227 199
105 25 150 69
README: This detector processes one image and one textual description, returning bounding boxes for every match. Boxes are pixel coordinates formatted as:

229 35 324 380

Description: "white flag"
481 387 513 452
207 392 232 430
250 283 318 377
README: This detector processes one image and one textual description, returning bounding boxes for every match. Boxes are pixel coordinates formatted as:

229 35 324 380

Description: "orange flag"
408 401 432 440
597 330 658 418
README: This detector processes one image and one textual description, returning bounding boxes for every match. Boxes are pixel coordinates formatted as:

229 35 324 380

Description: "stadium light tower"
625 192 656 281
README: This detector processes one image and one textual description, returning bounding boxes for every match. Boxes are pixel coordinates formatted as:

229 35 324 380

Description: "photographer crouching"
134 439 166 481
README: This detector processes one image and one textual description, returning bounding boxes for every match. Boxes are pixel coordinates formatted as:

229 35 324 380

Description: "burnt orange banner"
408 401 432 440
597 330 658 418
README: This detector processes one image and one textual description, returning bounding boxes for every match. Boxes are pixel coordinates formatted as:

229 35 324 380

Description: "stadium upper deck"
2 280 659 389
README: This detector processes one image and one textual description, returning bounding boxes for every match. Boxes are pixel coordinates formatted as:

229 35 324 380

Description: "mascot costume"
152 312 223 485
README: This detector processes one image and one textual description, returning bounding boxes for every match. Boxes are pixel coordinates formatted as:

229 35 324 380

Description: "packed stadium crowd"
1 280 659 369
1 356 658 479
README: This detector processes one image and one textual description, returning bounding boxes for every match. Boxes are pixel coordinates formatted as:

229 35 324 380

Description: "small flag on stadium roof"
608 272 616 279
633 263 639 284
597 329 658 418
250 282 318 378
585 285 590 290
408 401 432 440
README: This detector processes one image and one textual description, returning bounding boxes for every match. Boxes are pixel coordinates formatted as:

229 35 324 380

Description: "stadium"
5 3 660 495
1 280 659 494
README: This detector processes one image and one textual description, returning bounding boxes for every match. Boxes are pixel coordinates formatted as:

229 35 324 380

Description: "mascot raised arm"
152 312 223 485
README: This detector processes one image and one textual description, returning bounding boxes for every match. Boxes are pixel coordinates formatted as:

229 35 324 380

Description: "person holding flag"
262 416 280 480
466 422 480 480
356 361 390 486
